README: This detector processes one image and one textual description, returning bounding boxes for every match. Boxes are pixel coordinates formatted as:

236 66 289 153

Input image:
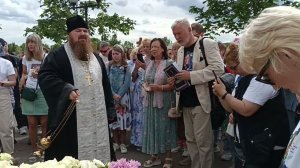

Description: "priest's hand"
69 90 80 101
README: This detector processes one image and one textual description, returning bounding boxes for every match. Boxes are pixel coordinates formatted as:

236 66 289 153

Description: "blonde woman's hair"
25 34 44 61
239 6 300 73
129 47 139 60
109 44 127 66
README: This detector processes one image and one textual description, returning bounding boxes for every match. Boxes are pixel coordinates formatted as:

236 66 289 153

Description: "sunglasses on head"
255 59 274 85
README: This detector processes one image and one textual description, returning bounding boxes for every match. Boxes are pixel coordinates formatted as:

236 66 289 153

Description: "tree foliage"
25 0 136 45
122 41 134 50
189 0 300 36
107 33 121 46
163 37 172 47
8 43 20 55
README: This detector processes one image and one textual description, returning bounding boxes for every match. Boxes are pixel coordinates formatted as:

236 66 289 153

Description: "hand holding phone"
212 70 219 84
137 53 145 63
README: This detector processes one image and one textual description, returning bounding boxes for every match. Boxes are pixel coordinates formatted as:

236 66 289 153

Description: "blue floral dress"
127 60 145 147
107 64 131 130
142 59 177 154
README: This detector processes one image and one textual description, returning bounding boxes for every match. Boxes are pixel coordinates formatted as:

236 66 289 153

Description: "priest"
38 15 116 162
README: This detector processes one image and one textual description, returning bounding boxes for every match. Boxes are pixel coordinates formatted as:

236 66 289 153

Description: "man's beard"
69 35 93 61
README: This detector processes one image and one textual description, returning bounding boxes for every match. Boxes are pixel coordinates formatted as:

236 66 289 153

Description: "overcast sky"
0 0 236 46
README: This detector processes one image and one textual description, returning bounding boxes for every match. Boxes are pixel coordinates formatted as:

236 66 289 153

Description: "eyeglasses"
229 63 239 71
100 49 108 53
255 59 274 85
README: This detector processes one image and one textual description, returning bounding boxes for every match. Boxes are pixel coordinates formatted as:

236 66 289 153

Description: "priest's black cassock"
38 46 116 161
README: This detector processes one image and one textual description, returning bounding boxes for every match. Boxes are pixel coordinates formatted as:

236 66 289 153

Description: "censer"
34 100 77 156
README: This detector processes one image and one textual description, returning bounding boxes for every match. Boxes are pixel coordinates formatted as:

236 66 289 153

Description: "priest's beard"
69 35 93 61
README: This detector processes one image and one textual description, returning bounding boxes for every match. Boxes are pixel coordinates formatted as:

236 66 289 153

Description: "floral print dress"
127 60 145 147
142 59 177 154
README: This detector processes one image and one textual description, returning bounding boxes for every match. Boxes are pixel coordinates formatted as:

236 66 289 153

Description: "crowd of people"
1 5 300 168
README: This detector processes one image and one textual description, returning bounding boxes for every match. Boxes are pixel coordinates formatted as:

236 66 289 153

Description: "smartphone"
212 70 219 84
137 53 145 63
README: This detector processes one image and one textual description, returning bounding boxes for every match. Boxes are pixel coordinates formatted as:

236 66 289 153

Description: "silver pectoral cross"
85 74 92 86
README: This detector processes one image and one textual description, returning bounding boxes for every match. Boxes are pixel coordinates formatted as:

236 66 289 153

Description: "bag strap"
198 38 216 107
34 54 46 91
199 37 208 66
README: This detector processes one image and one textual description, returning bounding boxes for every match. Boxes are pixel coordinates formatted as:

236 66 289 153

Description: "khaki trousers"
0 89 14 154
183 106 213 168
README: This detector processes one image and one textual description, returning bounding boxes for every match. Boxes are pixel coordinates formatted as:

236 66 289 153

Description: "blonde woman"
238 6 300 168
19 34 48 162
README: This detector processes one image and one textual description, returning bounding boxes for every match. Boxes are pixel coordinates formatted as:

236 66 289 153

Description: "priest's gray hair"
171 18 191 30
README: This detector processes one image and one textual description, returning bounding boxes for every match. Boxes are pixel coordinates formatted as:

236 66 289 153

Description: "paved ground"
13 132 234 168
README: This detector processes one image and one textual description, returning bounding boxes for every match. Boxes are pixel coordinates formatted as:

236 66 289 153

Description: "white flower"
79 160 97 168
19 163 32 168
59 156 80 168
0 153 113 168
0 153 13 161
92 159 106 168
0 160 12 167
7 166 19 168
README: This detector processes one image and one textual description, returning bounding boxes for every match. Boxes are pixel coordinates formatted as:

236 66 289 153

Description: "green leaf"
189 0 299 37
25 0 136 46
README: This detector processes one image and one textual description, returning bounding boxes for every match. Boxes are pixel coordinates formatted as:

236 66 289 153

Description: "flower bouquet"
0 153 141 168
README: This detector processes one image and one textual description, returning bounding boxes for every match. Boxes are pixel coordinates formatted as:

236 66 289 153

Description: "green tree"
8 43 20 55
91 37 101 51
189 0 300 36
19 43 26 53
25 0 135 45
107 33 121 46
163 37 172 47
122 41 134 50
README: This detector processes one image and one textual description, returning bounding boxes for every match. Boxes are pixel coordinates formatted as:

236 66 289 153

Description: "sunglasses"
255 59 274 85
100 49 108 53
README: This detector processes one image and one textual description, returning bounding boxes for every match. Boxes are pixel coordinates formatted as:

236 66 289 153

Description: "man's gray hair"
171 18 191 30
99 41 110 48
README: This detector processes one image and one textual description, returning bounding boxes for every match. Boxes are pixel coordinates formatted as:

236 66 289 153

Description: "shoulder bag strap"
199 37 208 66
199 37 218 109
35 54 45 91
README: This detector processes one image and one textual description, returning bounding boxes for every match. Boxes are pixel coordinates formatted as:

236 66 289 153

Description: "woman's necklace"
80 55 93 86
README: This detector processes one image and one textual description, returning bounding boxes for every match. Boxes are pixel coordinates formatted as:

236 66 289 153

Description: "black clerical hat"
66 15 88 33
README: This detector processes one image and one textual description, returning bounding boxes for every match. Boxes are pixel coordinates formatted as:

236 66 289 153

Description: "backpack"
199 38 234 129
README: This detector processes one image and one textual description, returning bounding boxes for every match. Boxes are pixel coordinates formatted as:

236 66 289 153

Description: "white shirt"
22 57 42 89
0 57 15 89
243 77 278 105
226 76 278 138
